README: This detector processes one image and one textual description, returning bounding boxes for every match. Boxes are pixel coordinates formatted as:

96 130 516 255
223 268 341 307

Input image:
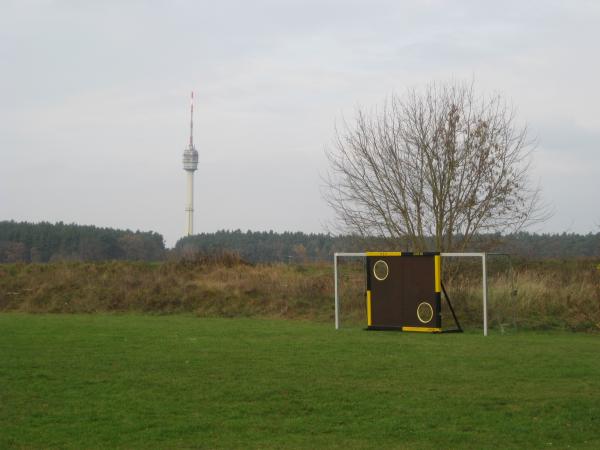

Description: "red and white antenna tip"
189 91 194 147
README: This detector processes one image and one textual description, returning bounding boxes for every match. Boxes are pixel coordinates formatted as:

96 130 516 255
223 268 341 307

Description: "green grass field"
1 314 599 449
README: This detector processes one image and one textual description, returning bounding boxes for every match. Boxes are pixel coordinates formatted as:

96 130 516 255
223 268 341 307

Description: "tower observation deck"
183 91 198 236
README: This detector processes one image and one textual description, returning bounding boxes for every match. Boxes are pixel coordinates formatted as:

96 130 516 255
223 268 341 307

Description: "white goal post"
333 252 489 336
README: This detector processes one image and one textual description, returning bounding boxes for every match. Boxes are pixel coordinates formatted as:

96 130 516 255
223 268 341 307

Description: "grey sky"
1 0 599 246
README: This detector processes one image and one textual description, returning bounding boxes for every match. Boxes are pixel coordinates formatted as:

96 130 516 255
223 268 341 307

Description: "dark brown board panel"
366 254 441 330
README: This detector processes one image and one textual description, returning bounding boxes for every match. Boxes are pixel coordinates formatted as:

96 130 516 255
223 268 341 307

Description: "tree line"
175 229 600 262
0 221 165 262
1 221 598 263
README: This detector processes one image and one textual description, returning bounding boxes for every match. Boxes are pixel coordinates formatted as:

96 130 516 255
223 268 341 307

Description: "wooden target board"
366 252 442 332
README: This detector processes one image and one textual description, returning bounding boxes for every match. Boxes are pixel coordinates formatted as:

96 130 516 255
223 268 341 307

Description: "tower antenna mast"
189 91 194 147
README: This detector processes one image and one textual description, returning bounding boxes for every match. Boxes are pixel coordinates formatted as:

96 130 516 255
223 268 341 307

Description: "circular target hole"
373 260 389 281
417 302 434 324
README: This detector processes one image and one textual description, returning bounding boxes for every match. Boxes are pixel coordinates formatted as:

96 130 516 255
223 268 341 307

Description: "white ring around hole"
417 302 434 324
373 260 389 281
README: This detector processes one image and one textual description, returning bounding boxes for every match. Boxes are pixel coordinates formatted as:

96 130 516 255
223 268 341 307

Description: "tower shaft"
185 170 194 236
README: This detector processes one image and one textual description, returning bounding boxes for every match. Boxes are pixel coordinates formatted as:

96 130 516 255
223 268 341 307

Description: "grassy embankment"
1 314 600 449
0 256 598 331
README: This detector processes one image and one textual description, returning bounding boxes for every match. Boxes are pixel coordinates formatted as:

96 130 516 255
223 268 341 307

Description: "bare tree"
324 81 547 252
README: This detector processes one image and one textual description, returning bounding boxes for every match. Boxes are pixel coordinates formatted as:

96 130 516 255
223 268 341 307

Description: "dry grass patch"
1 257 598 331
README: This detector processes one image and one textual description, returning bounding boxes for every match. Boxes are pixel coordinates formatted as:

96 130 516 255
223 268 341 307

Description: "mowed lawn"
1 315 599 449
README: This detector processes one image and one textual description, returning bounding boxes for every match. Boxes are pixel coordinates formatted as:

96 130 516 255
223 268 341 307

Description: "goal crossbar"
333 252 490 336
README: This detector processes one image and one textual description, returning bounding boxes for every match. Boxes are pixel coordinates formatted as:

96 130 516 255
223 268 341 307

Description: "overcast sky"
1 0 599 246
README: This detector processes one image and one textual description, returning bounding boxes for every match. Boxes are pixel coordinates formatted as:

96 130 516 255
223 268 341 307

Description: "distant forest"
175 229 600 262
0 221 165 262
1 221 599 263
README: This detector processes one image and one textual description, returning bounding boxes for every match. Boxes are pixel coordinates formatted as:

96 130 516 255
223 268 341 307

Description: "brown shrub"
0 258 598 331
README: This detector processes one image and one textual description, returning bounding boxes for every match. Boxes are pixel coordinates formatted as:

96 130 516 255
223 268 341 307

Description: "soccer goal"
333 252 491 336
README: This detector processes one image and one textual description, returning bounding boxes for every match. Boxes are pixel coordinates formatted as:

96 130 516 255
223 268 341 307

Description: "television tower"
182 91 199 236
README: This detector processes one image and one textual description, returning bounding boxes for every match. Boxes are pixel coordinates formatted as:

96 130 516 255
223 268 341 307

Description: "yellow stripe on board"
365 251 402 256
434 255 441 293
402 326 442 333
366 290 372 326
